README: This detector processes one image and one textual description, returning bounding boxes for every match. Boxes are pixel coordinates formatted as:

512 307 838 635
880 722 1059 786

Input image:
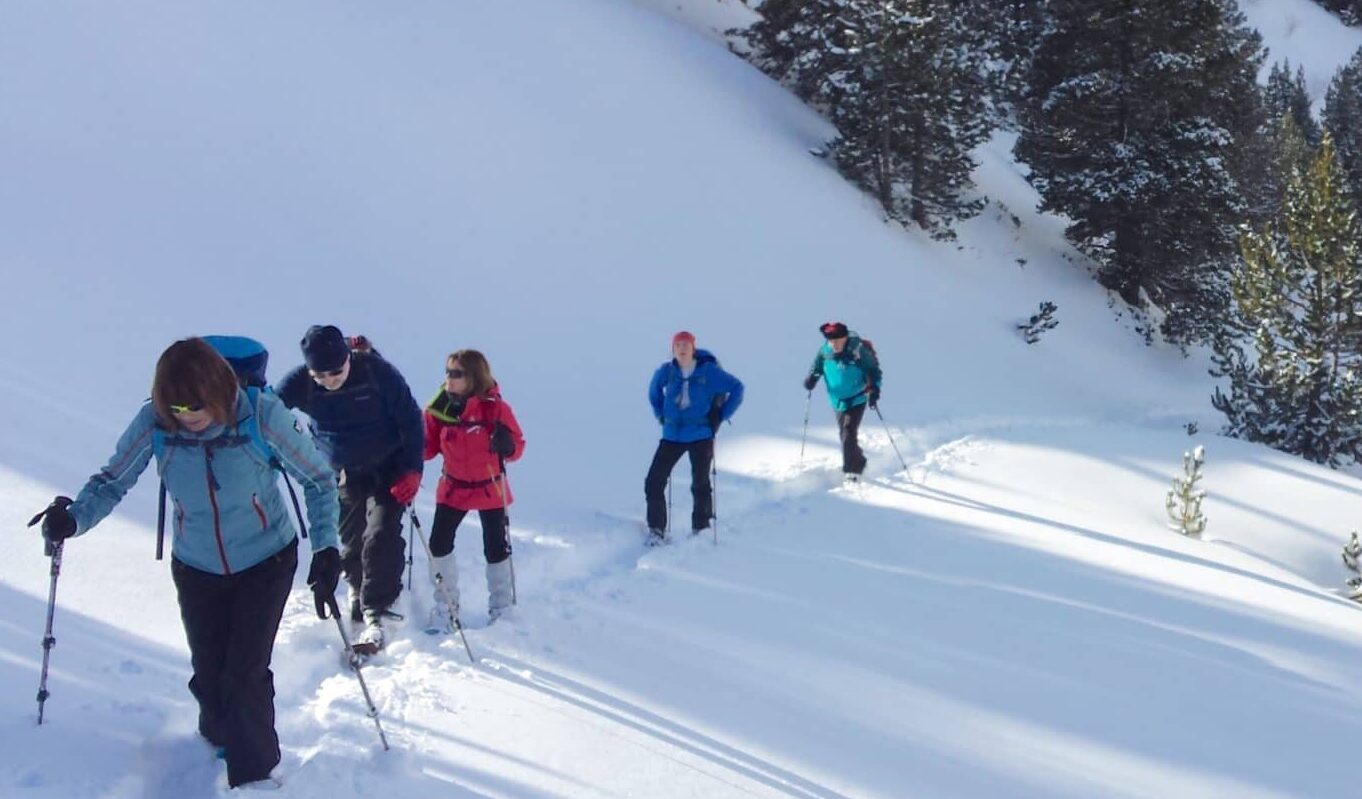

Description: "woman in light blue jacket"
33 337 340 790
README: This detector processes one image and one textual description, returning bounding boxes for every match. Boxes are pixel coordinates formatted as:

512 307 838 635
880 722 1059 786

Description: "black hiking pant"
837 403 868 475
644 438 714 532
338 466 407 613
430 504 511 564
172 540 296 788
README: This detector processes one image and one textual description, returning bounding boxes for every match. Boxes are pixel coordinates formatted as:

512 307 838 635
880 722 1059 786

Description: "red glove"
390 472 421 505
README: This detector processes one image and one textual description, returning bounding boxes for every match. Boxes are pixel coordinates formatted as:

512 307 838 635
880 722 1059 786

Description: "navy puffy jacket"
277 352 424 476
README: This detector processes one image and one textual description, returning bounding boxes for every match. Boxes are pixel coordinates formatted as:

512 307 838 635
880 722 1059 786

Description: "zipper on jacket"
204 449 232 575
251 494 268 531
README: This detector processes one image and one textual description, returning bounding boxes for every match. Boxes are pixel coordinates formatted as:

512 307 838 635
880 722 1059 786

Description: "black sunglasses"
445 368 466 379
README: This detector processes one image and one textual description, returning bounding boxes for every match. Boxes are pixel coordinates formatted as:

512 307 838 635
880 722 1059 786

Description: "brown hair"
447 349 496 397
151 338 241 429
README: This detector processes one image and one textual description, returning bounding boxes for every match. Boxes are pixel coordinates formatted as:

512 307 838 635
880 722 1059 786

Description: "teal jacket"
810 334 882 412
70 389 339 575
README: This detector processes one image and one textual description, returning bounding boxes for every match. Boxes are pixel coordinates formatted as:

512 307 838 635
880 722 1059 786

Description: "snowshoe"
424 605 457 636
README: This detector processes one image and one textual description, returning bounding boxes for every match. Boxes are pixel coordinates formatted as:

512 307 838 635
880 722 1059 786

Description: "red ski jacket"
423 388 525 511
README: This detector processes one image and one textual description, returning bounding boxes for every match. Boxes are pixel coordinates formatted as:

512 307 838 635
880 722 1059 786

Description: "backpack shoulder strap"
242 387 280 468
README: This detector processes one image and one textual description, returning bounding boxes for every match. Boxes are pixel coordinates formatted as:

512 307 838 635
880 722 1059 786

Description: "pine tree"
740 0 995 234
942 0 1052 127
1212 133 1362 466
738 0 861 109
1264 61 1321 145
1165 446 1208 538
1324 48 1362 213
1015 0 1265 345
1313 0 1362 26
827 0 992 233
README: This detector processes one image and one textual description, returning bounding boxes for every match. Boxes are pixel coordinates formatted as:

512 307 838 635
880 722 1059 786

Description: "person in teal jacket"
803 321 882 479
32 338 340 790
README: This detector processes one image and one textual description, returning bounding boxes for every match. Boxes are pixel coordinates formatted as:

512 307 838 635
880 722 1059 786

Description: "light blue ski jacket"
69 389 339 575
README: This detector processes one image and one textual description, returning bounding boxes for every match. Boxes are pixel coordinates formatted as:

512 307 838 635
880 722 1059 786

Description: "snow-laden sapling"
1018 301 1058 344
1344 532 1362 600
1166 445 1207 538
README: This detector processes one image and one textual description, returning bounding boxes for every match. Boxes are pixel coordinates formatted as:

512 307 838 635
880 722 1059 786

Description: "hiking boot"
429 553 460 615
646 528 667 547
354 610 386 655
487 559 514 622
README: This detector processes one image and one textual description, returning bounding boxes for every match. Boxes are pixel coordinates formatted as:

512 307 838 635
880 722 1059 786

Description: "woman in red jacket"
423 349 525 626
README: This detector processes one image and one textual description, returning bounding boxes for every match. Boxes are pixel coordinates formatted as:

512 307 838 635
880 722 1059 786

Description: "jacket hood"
673 349 718 367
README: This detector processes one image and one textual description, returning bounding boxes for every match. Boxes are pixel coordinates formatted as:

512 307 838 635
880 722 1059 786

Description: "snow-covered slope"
2 1 1361 797
1242 0 1362 105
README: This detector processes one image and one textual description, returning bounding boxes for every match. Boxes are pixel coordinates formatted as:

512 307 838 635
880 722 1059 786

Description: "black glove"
868 386 881 408
28 496 76 543
490 423 516 457
306 548 342 619
708 403 724 434
803 373 819 391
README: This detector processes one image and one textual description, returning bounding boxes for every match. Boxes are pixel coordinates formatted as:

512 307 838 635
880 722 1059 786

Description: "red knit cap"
672 330 696 346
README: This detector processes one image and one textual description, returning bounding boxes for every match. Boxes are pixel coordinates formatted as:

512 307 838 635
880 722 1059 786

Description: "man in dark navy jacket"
278 325 423 652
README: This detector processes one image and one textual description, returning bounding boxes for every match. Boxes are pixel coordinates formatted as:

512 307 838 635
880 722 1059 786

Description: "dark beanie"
300 325 349 372
820 321 849 340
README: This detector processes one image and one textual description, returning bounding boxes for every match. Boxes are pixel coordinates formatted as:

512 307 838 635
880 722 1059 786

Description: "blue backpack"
152 336 309 560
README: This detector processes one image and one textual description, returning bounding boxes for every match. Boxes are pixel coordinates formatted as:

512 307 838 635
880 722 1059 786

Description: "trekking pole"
711 440 719 546
36 539 62 725
281 474 309 540
405 528 414 592
323 595 391 751
799 390 812 464
407 508 475 663
666 477 672 535
156 482 167 560
486 464 517 605
872 405 911 473
27 505 69 725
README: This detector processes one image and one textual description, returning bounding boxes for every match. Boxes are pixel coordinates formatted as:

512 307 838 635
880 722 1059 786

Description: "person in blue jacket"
645 331 743 544
32 337 340 790
803 321 882 479
276 325 423 653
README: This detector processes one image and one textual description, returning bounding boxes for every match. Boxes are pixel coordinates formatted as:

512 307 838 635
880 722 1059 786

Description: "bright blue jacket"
649 350 744 443
69 389 339 575
810 334 882 412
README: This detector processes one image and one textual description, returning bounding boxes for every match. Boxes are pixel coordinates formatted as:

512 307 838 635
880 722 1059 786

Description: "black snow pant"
837 403 868 475
337 466 407 614
430 504 511 564
644 438 714 533
172 539 297 788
